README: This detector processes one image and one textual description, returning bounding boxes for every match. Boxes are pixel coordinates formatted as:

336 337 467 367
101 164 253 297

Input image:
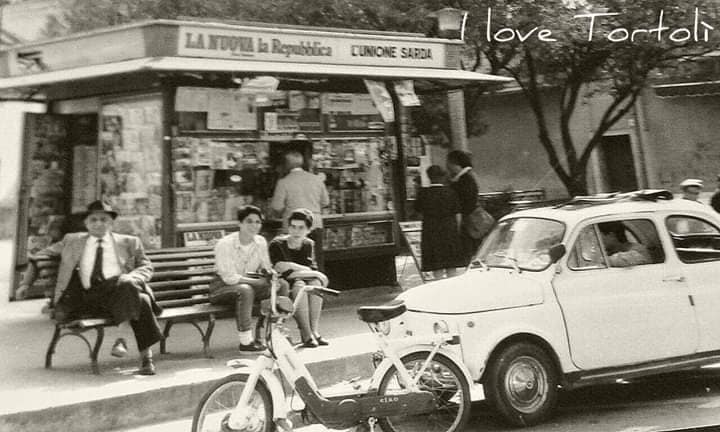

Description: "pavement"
0 253 425 432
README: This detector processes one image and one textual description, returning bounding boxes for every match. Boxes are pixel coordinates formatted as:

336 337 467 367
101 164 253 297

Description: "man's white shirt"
79 233 122 288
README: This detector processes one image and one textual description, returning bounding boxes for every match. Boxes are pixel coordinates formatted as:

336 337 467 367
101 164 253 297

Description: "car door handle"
663 275 686 282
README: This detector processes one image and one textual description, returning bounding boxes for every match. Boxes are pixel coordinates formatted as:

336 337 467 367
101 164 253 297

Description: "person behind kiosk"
271 149 330 271
33 200 162 375
211 205 289 353
415 165 465 279
269 208 329 348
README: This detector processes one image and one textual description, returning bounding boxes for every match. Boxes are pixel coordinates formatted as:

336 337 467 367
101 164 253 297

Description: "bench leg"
203 315 216 358
160 321 174 354
90 327 104 375
45 325 106 374
45 325 62 369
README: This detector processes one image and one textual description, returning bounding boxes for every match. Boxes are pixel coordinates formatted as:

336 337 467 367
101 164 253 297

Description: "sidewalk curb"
0 352 377 432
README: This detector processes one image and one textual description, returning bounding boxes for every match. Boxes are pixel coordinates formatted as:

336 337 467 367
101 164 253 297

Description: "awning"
0 56 512 91
653 80 720 98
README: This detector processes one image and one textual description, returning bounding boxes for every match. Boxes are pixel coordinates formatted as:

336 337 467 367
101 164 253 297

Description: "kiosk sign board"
178 25 449 68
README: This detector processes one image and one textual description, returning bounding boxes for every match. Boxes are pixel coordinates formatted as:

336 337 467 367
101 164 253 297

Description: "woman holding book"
269 208 329 348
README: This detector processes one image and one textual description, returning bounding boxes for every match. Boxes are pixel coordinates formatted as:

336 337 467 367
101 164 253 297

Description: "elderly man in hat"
711 174 720 213
33 200 162 375
680 178 704 203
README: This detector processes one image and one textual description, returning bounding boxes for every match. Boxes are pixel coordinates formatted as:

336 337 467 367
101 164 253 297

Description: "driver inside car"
598 221 652 268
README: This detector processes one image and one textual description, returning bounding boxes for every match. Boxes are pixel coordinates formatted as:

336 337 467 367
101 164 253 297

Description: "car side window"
666 216 720 263
596 219 663 268
568 225 606 270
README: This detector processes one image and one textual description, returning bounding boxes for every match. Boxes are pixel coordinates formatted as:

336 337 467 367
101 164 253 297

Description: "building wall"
641 90 720 200
466 89 596 198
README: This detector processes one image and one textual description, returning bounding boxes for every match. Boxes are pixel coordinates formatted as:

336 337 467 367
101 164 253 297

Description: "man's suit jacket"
36 232 153 306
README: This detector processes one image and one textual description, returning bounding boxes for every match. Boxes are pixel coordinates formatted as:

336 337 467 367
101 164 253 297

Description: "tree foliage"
47 0 720 195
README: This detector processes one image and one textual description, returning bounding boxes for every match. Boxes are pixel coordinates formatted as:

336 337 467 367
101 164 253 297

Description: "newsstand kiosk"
0 19 509 299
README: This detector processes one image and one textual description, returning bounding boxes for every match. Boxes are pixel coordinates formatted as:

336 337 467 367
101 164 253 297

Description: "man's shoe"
238 340 266 353
138 357 156 375
111 338 128 358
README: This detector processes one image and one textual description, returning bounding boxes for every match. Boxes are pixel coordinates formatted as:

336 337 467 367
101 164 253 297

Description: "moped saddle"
357 300 406 323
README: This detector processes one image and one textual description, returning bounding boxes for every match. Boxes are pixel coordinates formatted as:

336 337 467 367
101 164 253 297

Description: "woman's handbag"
464 205 495 240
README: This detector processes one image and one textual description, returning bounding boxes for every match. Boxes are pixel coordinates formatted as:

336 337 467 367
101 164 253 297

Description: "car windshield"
475 217 566 271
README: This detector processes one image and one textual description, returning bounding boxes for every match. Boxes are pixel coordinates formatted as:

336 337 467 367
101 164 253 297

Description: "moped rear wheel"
192 373 273 432
377 352 471 432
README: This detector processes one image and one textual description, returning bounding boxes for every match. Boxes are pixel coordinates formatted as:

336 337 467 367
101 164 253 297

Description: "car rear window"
666 216 720 263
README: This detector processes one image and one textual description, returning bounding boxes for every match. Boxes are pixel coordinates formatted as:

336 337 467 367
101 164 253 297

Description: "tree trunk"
563 170 589 197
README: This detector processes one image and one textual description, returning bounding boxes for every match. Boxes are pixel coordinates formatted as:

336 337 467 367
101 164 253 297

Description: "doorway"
601 134 638 192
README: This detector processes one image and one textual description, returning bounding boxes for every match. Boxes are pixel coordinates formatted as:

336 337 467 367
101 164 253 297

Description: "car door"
552 216 698 370
665 214 720 353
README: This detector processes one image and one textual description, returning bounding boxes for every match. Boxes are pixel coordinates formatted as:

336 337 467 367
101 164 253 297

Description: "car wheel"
485 342 559 427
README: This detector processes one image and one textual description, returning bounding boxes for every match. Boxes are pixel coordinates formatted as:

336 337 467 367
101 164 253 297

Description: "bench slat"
153 259 215 270
61 318 113 329
149 251 215 261
153 269 216 280
158 304 233 320
158 297 214 308
154 287 209 300
150 277 214 290
146 246 213 255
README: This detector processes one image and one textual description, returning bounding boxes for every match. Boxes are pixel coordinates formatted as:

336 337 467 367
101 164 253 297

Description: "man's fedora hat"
84 200 118 219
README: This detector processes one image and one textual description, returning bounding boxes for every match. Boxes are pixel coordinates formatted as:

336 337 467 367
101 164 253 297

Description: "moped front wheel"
192 373 273 432
377 352 471 432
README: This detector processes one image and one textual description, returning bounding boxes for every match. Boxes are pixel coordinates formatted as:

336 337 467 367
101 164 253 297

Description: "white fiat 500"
393 190 720 426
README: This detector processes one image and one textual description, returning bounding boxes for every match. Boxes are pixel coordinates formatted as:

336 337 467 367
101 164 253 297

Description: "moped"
192 270 472 432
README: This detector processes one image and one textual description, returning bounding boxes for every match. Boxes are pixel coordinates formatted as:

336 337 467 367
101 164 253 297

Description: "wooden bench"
27 245 253 374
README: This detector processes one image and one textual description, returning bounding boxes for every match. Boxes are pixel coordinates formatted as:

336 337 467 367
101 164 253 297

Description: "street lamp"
428 7 468 40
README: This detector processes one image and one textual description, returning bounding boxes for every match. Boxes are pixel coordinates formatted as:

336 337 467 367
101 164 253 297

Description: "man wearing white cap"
680 178 704 202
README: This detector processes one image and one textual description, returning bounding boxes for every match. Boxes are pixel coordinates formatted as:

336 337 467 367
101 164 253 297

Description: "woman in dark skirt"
446 150 482 265
415 165 465 279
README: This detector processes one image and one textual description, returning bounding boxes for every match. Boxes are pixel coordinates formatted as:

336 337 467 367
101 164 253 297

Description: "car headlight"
433 320 449 334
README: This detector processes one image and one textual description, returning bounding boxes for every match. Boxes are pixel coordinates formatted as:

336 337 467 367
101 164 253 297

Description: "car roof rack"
554 189 674 208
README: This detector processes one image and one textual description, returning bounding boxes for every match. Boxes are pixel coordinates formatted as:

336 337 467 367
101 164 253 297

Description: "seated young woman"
269 208 329 348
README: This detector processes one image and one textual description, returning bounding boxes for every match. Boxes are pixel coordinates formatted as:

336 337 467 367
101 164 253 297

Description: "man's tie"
90 238 105 287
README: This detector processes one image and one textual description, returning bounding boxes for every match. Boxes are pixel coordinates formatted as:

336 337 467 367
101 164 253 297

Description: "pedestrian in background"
680 178 704 203
711 174 720 213
446 150 487 265
271 149 330 271
415 165 464 279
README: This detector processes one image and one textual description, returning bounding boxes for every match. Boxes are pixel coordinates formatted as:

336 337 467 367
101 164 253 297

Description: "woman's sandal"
314 335 329 346
301 338 319 348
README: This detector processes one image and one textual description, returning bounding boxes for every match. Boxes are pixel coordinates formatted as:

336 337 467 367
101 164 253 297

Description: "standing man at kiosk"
271 149 330 270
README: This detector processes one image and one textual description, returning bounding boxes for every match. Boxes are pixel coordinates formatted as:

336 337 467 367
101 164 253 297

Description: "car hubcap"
503 355 548 414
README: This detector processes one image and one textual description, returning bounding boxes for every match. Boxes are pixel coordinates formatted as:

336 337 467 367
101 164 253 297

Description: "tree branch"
516 47 572 186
